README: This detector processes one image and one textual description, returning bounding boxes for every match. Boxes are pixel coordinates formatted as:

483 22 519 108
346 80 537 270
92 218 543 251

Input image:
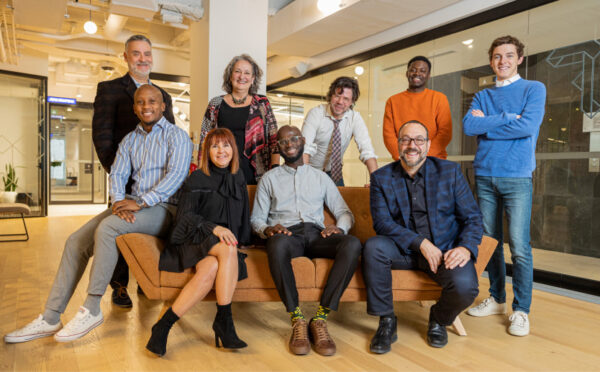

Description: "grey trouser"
44 204 175 314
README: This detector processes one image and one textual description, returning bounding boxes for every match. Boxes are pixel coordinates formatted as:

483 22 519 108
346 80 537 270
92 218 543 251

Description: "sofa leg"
452 316 467 336
158 300 174 319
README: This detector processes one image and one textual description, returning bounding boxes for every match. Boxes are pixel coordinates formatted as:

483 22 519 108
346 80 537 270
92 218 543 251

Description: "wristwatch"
135 197 146 208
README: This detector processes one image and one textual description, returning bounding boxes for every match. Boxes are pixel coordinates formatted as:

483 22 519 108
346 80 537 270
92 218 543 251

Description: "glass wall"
0 71 46 216
49 103 106 204
269 0 600 283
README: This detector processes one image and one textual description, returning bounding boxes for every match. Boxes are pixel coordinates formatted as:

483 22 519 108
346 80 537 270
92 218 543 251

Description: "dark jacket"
369 157 483 259
92 74 175 173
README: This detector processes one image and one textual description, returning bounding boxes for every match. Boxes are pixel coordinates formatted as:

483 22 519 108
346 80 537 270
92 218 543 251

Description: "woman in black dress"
146 128 250 356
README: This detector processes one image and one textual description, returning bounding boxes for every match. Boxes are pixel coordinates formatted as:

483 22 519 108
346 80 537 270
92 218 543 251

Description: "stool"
0 203 31 242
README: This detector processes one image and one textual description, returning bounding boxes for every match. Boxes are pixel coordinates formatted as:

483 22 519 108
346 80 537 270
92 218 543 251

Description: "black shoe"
112 286 132 308
370 315 397 354
212 304 247 349
427 310 448 348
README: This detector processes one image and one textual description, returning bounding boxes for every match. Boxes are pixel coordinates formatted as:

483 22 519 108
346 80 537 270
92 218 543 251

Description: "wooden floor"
1 216 599 372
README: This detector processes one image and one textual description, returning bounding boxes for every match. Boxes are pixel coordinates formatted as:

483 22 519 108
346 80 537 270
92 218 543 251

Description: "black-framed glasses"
277 136 302 146
399 136 428 146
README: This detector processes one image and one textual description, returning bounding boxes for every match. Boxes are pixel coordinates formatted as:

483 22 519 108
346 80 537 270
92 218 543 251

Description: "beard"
281 144 304 164
400 148 426 167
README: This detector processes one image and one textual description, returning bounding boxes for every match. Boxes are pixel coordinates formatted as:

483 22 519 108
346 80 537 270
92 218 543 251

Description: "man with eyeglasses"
302 76 378 186
251 125 362 356
363 120 483 351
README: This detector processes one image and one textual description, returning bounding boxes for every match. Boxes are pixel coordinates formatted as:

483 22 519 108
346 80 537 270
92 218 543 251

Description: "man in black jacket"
92 34 175 307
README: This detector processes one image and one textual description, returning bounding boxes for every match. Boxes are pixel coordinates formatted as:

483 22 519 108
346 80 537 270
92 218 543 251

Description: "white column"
190 0 268 137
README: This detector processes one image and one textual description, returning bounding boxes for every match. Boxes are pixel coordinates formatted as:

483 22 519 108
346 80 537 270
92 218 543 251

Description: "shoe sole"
370 333 398 354
466 309 506 317
54 318 104 342
5 331 58 344
112 301 133 308
508 329 529 337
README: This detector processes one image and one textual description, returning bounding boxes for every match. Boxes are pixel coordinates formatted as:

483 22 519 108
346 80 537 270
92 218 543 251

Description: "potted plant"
2 164 18 203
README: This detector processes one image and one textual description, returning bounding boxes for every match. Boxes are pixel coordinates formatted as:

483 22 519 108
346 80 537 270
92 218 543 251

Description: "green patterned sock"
289 306 305 322
314 305 331 321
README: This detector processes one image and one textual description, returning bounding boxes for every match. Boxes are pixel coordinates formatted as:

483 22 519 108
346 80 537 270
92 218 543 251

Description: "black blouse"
159 164 251 277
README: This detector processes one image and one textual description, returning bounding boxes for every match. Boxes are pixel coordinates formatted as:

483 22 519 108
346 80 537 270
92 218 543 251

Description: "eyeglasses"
399 136 428 146
277 136 302 147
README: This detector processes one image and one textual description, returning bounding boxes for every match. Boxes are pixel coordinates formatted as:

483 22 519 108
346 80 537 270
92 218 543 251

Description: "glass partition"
0 71 46 216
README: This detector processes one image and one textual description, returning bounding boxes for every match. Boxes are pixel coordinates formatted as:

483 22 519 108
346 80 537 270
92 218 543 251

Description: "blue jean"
475 176 533 313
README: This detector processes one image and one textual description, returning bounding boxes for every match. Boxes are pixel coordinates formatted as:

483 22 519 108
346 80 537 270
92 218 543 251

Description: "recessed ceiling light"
66 108 72 112
173 106 180 114
354 66 364 75
462 39 474 45
277 93 283 97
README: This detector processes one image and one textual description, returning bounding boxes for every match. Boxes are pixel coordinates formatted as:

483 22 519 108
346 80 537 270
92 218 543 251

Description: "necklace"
231 93 248 105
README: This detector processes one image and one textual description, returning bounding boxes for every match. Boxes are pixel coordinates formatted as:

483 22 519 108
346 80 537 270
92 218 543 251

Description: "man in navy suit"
363 120 483 352
92 34 175 307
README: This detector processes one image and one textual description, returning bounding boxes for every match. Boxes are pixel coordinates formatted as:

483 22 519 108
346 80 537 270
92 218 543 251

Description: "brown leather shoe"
289 318 310 355
309 318 336 356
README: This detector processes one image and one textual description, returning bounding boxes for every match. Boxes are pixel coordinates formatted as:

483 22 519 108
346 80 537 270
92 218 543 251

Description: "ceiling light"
468 45 473 49
462 39 474 45
67 108 72 112
173 106 180 114
84 1 97 35
179 113 187 120
276 93 283 98
76 94 82 98
560 127 567 132
177 82 186 87
317 0 342 14
354 66 364 75
84 20 97 34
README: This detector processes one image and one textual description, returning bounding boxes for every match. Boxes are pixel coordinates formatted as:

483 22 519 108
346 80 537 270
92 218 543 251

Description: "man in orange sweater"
383 56 452 160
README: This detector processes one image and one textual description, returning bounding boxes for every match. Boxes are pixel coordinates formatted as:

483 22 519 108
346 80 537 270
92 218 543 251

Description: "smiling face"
406 60 430 92
209 139 234 168
124 40 153 81
398 122 430 169
490 43 523 82
133 85 165 128
329 87 354 119
277 126 305 165
230 59 255 94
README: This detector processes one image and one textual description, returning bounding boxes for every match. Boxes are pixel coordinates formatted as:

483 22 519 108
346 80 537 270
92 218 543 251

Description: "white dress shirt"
496 73 521 87
250 164 354 238
302 104 377 172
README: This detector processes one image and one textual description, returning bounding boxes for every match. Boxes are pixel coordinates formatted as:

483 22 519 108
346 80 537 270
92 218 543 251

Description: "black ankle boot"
212 303 247 349
146 308 179 356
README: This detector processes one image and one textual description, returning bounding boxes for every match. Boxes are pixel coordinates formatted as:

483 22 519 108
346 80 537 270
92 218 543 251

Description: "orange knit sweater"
383 89 452 160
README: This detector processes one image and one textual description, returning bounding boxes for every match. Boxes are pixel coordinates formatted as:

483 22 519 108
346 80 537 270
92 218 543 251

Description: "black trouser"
110 253 129 289
363 236 478 326
266 223 362 312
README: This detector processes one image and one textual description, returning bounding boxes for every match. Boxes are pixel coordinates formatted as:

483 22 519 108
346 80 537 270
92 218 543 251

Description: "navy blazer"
370 157 483 259
92 74 175 173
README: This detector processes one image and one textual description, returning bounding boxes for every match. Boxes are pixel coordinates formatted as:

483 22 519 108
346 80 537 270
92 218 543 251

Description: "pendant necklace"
231 93 248 105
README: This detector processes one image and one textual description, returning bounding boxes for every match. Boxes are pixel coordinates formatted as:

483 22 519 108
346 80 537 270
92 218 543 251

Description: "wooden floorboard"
1 216 599 371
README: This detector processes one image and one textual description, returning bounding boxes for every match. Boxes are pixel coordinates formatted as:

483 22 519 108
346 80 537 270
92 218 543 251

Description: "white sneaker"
467 296 507 317
54 307 103 342
508 311 530 336
4 315 62 343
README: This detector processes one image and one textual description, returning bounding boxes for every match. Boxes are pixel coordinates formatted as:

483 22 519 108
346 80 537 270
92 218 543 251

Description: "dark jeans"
265 223 361 312
110 253 129 289
363 236 478 326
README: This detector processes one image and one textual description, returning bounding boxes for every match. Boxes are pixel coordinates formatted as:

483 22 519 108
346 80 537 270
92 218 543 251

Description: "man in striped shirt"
5 85 192 344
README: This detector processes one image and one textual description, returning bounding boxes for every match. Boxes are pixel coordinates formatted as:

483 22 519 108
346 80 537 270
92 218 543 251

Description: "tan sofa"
116 186 496 334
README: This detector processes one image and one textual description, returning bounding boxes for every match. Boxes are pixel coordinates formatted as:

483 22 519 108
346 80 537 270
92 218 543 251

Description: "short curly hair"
488 35 525 61
326 76 360 104
222 54 263 95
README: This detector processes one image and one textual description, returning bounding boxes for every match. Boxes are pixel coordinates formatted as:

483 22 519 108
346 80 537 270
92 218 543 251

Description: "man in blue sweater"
463 35 546 337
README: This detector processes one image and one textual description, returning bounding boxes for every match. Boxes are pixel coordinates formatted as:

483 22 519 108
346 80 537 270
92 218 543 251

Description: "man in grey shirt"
251 125 362 357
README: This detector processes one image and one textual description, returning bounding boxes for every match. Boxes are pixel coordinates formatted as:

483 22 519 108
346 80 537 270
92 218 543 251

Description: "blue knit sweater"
463 78 546 178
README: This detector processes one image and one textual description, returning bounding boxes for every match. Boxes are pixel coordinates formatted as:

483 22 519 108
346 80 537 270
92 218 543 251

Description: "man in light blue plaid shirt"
5 85 192 344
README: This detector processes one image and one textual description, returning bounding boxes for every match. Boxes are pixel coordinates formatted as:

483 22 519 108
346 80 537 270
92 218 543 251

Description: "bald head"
133 84 166 130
